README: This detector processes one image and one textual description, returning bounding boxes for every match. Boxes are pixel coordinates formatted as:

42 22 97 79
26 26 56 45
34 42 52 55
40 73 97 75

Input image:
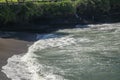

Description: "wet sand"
0 33 35 80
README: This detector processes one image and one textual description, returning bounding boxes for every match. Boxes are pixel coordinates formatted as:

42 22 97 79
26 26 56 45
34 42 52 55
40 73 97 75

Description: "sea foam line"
2 35 76 80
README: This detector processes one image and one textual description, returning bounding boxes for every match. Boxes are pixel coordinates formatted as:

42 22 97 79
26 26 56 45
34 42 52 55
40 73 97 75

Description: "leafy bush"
15 2 38 22
76 0 110 19
0 0 120 24
0 1 75 24
36 1 75 17
0 5 16 24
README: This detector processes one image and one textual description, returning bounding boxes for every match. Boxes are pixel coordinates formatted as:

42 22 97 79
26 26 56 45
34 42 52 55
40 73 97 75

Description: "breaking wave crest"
2 35 75 80
2 23 120 80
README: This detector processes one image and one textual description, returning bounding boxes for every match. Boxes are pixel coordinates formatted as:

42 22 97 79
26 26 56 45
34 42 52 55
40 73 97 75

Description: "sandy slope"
0 38 32 80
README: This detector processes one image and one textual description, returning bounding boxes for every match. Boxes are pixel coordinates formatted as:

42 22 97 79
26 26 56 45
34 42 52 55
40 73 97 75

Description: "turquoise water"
2 23 120 80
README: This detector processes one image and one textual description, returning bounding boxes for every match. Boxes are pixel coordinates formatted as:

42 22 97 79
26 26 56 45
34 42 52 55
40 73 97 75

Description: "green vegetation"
0 1 75 24
76 0 111 20
75 0 120 21
0 0 120 25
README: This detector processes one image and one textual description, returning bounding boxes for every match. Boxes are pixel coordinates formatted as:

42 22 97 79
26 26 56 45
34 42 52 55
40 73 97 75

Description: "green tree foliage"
0 0 120 24
76 0 110 18
0 6 16 23
37 1 74 17
0 1 75 24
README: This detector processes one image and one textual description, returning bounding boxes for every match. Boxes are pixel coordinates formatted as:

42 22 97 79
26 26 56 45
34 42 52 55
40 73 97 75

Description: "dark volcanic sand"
0 32 36 80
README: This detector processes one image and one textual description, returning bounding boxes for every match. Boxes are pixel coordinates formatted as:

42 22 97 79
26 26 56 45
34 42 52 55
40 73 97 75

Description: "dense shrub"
36 1 75 17
0 1 75 24
0 0 120 24
15 2 38 22
76 0 110 20
0 5 16 24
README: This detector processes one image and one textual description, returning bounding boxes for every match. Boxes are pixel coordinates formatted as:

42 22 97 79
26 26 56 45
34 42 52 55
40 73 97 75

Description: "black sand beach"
0 32 36 80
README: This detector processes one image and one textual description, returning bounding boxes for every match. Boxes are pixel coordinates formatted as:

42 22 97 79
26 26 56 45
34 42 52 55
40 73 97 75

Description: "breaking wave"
2 35 75 80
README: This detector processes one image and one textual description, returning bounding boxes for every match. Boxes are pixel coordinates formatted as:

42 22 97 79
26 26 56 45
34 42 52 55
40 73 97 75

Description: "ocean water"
2 23 120 80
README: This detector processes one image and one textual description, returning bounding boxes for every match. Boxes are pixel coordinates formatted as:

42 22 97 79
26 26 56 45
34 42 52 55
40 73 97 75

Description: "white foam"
77 38 94 43
2 34 75 80
88 23 120 31
3 23 120 80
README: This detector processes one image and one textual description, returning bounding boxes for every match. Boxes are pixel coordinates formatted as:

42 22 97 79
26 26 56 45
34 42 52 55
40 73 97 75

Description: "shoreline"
0 32 36 80
0 22 120 80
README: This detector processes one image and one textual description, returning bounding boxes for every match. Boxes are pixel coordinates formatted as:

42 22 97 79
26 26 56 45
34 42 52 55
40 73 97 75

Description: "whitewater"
2 23 120 80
